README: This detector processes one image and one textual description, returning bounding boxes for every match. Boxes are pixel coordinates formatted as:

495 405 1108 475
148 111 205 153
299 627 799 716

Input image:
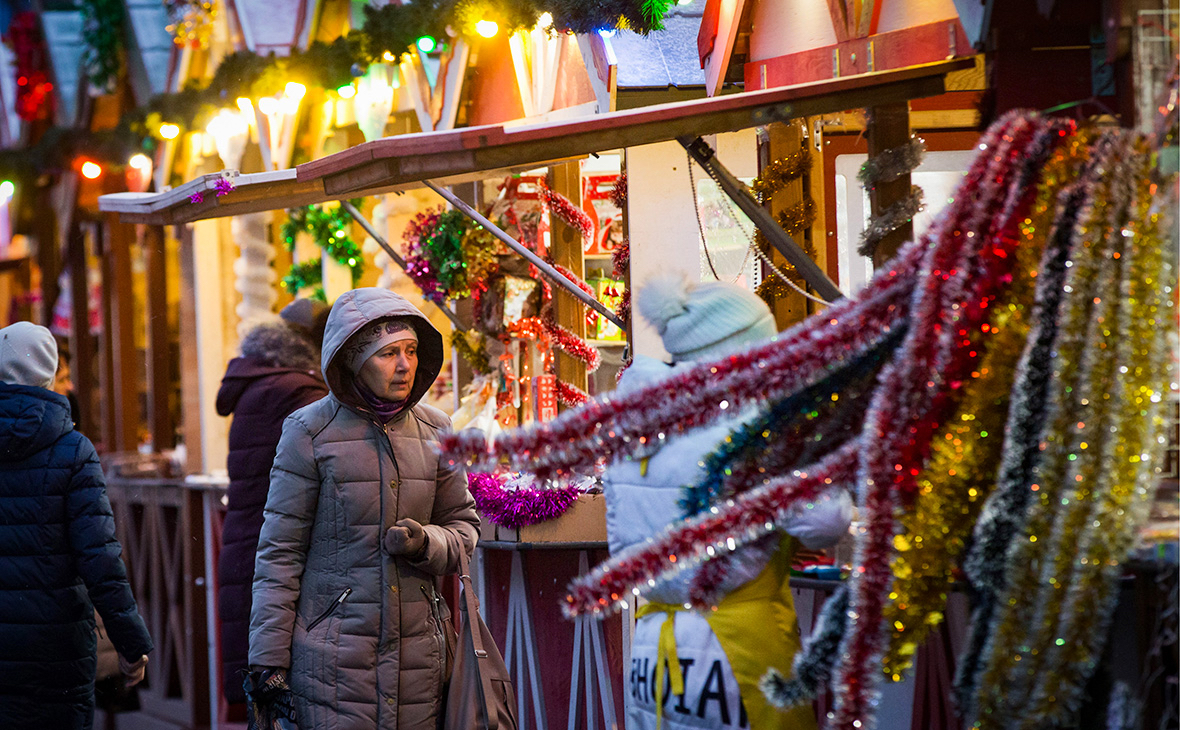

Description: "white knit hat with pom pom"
636 272 777 362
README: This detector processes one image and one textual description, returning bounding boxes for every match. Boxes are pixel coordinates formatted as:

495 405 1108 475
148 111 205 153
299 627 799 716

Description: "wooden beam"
176 223 203 474
765 122 811 327
106 215 140 452
866 102 913 266
143 224 175 451
96 223 117 451
101 60 973 225
548 162 588 400
67 222 97 438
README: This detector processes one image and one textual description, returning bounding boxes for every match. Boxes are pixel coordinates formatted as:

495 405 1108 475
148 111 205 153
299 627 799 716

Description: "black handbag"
443 549 518 730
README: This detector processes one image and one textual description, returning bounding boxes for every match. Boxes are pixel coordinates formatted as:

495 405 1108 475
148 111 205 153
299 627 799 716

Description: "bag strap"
457 547 500 730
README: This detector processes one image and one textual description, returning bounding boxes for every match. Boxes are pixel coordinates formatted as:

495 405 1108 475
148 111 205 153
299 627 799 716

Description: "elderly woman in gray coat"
248 288 479 730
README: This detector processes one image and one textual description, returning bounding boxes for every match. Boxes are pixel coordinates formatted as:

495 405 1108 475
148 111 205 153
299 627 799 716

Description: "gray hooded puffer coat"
248 288 479 730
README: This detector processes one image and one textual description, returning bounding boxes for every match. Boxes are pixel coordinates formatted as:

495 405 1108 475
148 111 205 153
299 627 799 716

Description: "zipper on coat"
307 587 352 631
422 585 448 671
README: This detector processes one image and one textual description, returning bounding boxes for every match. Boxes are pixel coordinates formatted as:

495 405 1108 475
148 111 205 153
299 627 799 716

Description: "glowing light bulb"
0 181 13 199
284 82 306 100
475 20 498 38
256 96 279 115
159 123 180 140
382 50 395 62
537 12 553 28
236 97 253 114
416 35 437 52
81 161 102 179
337 85 356 99
128 153 152 170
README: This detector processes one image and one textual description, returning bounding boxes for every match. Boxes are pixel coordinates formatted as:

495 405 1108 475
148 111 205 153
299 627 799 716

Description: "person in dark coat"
0 321 153 730
215 300 330 705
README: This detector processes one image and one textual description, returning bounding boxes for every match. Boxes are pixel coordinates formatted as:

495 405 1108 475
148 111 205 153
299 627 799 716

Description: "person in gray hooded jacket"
248 288 479 730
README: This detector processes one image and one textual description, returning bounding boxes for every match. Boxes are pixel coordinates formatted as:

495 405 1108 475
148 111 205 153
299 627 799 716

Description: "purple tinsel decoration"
213 177 236 197
467 473 580 529
189 191 204 204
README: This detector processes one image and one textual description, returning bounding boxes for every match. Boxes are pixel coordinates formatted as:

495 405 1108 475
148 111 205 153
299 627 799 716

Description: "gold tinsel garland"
748 151 818 306
451 330 491 375
880 133 1093 678
751 149 813 203
975 134 1171 728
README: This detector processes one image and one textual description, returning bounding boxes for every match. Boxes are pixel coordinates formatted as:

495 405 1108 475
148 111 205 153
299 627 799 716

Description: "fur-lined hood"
239 322 319 371
216 322 323 417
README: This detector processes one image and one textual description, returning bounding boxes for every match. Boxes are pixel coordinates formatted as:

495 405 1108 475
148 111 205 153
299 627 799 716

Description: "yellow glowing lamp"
128 153 152 170
256 96 279 115
0 181 14 199
284 82 307 101
337 84 356 99
475 20 498 38
537 12 553 28
159 123 180 140
81 161 102 179
236 97 253 114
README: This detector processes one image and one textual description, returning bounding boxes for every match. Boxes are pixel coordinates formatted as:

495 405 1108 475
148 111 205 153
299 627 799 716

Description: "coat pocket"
306 587 352 632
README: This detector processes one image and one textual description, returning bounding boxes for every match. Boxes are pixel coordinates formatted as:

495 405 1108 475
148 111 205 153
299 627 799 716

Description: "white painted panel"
625 129 758 361
834 149 976 297
749 0 839 62
191 219 230 476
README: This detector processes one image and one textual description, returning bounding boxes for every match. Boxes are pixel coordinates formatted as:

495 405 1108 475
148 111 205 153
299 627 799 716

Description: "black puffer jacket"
0 383 153 698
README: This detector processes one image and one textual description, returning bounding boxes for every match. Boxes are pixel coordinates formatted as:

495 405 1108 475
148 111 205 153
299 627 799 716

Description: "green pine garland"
281 202 365 298
80 0 125 93
9 0 678 182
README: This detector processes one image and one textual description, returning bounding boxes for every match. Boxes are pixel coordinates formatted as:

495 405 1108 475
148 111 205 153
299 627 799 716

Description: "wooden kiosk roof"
99 58 973 225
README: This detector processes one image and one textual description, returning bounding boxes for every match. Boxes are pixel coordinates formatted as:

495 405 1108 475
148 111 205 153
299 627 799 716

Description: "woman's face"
357 339 418 402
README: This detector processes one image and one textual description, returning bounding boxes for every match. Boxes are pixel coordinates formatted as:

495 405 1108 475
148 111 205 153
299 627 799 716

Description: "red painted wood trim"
698 0 722 67
745 19 970 90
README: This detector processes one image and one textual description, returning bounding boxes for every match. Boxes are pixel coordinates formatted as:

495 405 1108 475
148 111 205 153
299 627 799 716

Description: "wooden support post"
866 102 913 266
177 224 203 474
96 223 117 451
67 222 97 438
105 215 140 453
143 224 175 451
547 162 588 398
765 122 810 328
34 186 62 327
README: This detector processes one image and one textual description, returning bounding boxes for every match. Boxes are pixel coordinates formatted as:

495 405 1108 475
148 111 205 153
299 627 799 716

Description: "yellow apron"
635 539 816 730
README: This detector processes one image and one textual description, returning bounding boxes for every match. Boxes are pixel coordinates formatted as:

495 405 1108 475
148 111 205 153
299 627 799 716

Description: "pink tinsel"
467 473 581 529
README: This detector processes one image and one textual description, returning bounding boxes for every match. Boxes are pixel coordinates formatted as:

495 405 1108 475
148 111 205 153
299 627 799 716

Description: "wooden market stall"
101 57 972 730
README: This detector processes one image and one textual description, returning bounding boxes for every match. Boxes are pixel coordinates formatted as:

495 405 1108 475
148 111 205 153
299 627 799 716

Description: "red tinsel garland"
542 184 594 249
556 380 591 407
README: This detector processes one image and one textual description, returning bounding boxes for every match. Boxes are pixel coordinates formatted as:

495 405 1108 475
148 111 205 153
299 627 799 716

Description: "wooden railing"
103 454 228 730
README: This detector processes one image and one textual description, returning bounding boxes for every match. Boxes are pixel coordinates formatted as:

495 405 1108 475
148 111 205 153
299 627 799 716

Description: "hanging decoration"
3 12 55 123
438 112 1178 730
403 208 500 304
467 472 582 529
747 147 819 303
542 183 595 250
163 0 216 48
281 202 365 301
856 137 927 259
80 0 125 93
452 330 493 375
